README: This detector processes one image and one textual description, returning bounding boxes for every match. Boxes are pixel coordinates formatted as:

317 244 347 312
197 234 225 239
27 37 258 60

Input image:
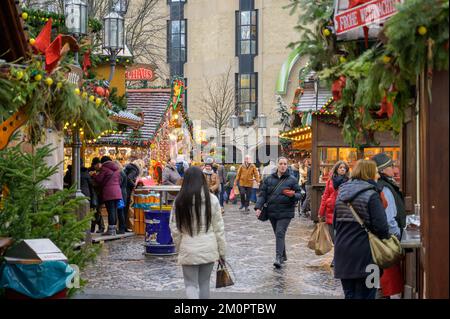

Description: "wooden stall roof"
0 0 30 62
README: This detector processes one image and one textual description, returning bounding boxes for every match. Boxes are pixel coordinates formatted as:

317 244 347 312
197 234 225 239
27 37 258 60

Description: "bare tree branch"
201 66 236 139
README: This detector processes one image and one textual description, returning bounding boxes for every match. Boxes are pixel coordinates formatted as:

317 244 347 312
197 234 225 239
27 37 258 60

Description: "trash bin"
144 207 176 255
0 239 74 299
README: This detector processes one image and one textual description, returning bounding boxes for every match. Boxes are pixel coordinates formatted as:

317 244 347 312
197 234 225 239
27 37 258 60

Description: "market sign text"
125 67 155 81
334 0 402 35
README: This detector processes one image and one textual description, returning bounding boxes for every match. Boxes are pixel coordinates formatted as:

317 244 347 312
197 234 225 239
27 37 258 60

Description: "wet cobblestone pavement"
81 204 343 297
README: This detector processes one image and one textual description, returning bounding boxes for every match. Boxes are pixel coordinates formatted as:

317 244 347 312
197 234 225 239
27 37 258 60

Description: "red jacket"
319 179 338 225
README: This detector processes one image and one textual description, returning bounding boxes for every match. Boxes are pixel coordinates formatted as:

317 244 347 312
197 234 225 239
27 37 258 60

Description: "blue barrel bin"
144 208 176 255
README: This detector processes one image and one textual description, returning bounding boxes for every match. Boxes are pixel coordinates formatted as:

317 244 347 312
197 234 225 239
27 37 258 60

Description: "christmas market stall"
290 0 448 298
0 0 110 298
279 69 400 222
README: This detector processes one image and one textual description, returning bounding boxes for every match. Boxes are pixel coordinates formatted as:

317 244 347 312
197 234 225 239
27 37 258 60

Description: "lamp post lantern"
65 0 88 37
103 11 125 84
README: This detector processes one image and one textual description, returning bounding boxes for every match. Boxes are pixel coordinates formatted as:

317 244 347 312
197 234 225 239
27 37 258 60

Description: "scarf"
203 168 213 175
332 175 348 190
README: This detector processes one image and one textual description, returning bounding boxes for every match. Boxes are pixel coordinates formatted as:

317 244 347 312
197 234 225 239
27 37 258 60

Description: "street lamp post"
64 0 88 208
229 111 267 163
103 7 126 86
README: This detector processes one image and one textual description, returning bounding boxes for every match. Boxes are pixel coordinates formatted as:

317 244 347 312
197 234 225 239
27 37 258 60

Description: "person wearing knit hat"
371 153 404 236
371 153 406 298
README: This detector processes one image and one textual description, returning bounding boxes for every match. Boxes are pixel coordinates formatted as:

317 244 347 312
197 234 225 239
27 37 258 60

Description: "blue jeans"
341 278 377 299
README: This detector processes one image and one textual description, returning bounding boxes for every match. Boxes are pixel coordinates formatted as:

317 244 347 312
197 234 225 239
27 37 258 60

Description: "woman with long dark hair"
170 166 227 299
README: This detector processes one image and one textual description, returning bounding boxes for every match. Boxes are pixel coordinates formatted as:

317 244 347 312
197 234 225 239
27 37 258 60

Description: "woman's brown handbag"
216 260 234 288
348 203 403 269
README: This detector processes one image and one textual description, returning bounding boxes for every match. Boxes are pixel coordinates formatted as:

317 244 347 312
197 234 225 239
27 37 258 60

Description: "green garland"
22 8 103 38
0 58 113 144
291 0 449 146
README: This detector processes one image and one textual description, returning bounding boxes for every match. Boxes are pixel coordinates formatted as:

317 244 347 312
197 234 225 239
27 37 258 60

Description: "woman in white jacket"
170 166 227 299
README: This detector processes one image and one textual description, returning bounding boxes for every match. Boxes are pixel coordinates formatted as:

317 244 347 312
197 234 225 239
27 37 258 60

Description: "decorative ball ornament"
339 56 347 64
382 55 392 64
95 98 102 106
82 92 88 99
74 88 81 95
21 12 28 20
418 26 427 36
34 74 42 81
16 71 24 80
29 38 36 45
57 82 63 89
89 95 95 102
45 77 53 86
322 28 331 37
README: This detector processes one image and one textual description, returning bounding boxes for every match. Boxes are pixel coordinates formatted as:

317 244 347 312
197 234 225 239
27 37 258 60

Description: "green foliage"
22 8 102 39
292 0 449 146
0 58 113 144
0 143 98 270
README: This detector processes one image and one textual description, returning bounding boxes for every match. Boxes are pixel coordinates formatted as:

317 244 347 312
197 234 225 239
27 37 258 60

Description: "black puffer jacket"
255 171 301 220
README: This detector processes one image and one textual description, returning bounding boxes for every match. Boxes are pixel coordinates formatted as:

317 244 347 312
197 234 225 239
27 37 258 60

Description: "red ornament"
332 76 346 102
376 95 394 118
95 86 106 97
33 18 52 54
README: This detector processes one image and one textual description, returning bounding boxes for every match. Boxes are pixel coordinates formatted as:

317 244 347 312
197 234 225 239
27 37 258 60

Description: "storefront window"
318 147 357 184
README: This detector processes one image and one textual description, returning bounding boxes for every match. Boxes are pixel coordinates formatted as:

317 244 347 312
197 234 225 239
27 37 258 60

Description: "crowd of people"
64 151 404 300
64 156 145 236
168 152 405 300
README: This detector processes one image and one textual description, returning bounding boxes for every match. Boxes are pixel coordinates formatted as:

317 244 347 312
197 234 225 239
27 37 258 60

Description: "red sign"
334 0 402 35
125 67 155 81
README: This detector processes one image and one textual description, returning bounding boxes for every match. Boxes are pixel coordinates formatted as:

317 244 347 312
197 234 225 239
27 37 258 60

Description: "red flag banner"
334 0 402 35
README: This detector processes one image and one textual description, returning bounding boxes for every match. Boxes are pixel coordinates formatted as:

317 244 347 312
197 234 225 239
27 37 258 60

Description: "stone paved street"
79 204 343 298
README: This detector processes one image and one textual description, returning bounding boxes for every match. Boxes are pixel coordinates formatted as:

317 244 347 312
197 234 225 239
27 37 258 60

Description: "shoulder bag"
347 203 403 269
258 177 287 222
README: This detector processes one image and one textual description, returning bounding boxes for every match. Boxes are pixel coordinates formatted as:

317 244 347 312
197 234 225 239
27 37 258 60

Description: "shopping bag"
229 189 236 201
314 222 333 256
215 261 234 288
308 223 320 250
233 185 240 195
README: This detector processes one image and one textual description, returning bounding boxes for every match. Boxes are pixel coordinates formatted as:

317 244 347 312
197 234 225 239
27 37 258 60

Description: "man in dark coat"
371 153 406 234
255 157 301 268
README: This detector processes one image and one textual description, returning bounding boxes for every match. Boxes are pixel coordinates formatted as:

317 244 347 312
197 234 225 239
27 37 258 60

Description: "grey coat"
162 165 182 186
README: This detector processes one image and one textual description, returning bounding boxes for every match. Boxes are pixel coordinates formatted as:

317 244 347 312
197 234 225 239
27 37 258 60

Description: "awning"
294 71 333 113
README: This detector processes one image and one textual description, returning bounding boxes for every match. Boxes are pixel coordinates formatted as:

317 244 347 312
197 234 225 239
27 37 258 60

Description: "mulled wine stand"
140 185 181 256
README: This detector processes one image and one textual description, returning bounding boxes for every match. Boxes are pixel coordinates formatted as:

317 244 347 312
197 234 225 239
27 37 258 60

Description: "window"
236 73 258 118
318 147 358 184
168 19 186 62
236 10 257 55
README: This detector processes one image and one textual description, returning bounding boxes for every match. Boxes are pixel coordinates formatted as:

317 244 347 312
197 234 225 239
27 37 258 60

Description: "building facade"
165 0 307 163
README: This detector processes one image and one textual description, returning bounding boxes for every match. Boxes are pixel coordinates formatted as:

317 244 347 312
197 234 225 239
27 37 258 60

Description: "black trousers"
269 218 291 259
341 278 377 299
239 186 252 208
104 200 118 228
